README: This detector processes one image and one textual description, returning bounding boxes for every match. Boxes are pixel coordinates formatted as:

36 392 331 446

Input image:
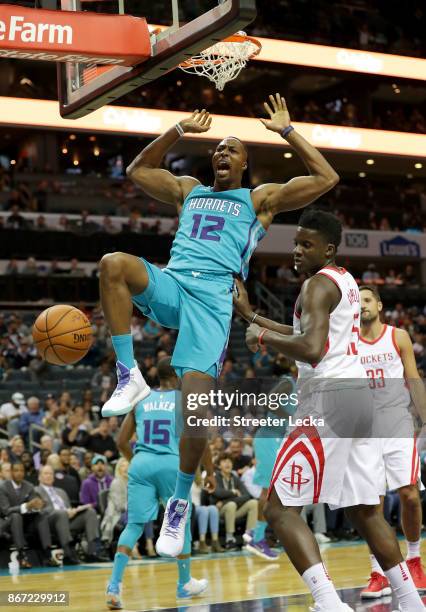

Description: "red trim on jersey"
391 326 401 356
359 324 388 345
317 270 341 291
322 265 347 275
411 434 419 486
294 309 301 320
312 336 330 368
268 426 325 502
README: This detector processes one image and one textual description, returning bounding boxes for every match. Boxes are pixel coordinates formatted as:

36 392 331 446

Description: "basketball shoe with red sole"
407 557 426 591
361 572 392 599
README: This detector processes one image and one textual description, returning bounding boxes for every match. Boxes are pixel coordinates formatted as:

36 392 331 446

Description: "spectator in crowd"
100 458 147 555
191 469 224 554
0 392 27 437
402 264 419 287
0 462 11 482
34 215 47 231
7 435 26 463
0 462 56 568
21 451 39 485
253 344 273 372
80 455 113 511
220 358 239 383
6 205 26 229
385 269 402 287
13 338 35 369
240 461 262 500
42 397 62 439
33 434 54 469
226 438 252 476
70 452 81 473
362 263 382 284
79 451 94 481
210 454 258 551
68 258 86 277
61 407 90 448
54 447 81 507
21 257 39 276
18 396 44 446
87 419 118 460
36 464 108 564
4 258 20 275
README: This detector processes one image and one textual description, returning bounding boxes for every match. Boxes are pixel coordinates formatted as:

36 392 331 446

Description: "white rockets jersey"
293 266 366 382
359 324 411 411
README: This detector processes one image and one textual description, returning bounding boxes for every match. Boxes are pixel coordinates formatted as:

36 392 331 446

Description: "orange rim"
180 33 261 68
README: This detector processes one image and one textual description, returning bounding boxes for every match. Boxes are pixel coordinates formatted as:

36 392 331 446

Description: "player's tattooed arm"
252 93 339 220
233 278 293 335
395 328 426 425
245 275 339 364
126 110 211 207
117 412 136 462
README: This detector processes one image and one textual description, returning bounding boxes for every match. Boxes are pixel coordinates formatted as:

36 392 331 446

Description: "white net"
179 32 261 91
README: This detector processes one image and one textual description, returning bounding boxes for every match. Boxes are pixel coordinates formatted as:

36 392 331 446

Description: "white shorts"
378 436 423 495
268 386 381 509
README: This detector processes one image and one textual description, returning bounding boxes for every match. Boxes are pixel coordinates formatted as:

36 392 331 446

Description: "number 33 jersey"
134 389 182 456
359 325 411 413
168 185 266 280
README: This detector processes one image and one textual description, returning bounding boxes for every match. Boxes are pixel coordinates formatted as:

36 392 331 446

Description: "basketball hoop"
179 31 261 91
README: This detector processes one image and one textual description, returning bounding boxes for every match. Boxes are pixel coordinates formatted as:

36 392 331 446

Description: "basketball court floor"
1 540 425 611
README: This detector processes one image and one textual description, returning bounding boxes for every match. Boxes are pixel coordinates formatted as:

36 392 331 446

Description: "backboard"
58 0 257 119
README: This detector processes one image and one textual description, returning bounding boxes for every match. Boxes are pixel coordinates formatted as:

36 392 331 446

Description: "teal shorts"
132 259 234 378
253 433 282 489
127 451 180 524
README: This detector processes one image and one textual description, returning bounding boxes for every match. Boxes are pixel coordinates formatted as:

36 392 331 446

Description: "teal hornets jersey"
134 389 182 456
167 185 266 280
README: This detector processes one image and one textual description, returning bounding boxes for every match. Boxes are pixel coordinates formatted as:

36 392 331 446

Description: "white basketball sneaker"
176 577 208 599
156 498 189 558
101 361 150 417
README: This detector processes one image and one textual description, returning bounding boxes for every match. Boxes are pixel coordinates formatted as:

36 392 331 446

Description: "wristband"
175 123 185 137
258 329 267 346
281 125 294 139
250 312 258 324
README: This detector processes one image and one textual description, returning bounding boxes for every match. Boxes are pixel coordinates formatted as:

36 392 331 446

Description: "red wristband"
258 329 267 346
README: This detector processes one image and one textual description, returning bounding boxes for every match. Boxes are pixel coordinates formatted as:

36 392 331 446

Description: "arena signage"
0 5 150 66
380 236 421 258
345 233 369 249
0 97 425 158
255 38 426 82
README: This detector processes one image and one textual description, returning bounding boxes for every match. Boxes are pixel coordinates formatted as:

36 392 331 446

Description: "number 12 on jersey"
190 214 225 242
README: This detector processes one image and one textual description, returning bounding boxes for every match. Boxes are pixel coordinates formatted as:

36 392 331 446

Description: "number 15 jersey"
134 389 182 456
167 185 266 281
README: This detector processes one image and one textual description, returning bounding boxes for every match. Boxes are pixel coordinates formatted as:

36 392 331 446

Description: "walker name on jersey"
187 197 241 216
361 352 394 365
143 400 175 412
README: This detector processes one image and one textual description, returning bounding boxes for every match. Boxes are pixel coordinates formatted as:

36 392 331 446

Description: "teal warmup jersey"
128 389 185 525
167 185 266 280
134 389 182 456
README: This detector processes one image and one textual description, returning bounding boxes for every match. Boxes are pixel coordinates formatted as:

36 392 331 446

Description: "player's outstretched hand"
260 93 291 134
246 322 263 352
179 109 212 134
233 278 252 321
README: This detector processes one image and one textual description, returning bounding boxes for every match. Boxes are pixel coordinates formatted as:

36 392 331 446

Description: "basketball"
32 304 93 366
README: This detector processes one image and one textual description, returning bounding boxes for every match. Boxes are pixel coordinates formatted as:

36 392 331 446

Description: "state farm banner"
258 226 425 258
0 5 150 65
